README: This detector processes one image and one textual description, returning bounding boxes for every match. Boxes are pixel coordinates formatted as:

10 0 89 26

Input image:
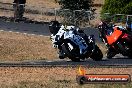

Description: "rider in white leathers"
50 22 89 59
51 25 88 54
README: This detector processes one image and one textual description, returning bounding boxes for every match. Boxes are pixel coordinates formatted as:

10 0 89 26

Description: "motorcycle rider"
126 20 132 35
98 21 126 45
49 21 65 59
98 21 119 58
98 21 109 46
126 18 132 32
13 0 26 21
98 21 128 58
49 21 89 59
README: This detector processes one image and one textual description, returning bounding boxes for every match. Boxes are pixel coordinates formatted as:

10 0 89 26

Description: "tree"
55 0 94 26
121 1 132 14
57 0 93 10
102 0 132 14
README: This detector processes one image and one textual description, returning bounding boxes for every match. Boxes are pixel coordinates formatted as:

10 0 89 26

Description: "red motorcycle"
98 22 132 58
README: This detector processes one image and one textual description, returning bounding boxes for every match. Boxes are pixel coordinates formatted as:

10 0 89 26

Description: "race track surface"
0 55 132 67
0 20 101 42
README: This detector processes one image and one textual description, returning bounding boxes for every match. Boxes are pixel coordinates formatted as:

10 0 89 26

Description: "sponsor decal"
76 66 131 84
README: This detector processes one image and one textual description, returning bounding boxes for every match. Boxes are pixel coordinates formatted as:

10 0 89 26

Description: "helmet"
98 21 108 32
49 21 61 35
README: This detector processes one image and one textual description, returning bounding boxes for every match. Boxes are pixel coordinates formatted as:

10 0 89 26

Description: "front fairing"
53 29 65 43
64 30 88 55
106 27 122 45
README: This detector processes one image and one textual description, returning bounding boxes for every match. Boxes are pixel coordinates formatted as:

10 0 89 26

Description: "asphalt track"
0 19 101 42
0 56 132 67
0 20 132 67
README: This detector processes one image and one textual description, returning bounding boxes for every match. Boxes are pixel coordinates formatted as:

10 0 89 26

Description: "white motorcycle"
49 21 103 62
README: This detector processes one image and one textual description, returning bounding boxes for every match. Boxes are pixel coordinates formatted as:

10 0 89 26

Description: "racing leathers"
51 25 88 59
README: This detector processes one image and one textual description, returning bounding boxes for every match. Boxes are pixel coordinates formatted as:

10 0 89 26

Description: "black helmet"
98 21 108 32
49 21 61 35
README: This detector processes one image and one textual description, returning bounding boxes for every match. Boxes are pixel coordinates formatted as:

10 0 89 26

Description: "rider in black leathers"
98 22 109 46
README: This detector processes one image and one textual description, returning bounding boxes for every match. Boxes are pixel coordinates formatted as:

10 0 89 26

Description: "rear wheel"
91 45 103 61
128 54 132 58
106 51 116 59
117 41 132 57
127 47 132 58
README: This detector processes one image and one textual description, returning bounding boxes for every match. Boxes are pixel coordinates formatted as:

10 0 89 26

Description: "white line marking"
0 30 46 37
0 30 4 31
39 35 44 36
9 31 13 32
16 32 20 33
23 33 27 35
30 34 35 36
46 60 53 62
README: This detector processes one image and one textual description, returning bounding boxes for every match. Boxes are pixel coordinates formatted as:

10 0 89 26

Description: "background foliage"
101 0 132 22
56 0 94 26
57 0 93 10
102 0 132 14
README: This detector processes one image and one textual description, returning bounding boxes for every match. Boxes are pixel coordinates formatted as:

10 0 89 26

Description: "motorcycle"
49 21 103 62
98 22 132 58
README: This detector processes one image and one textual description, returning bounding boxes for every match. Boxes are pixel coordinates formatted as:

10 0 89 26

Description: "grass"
1 0 60 9
7 81 132 88
0 0 60 22
0 30 58 61
0 67 131 88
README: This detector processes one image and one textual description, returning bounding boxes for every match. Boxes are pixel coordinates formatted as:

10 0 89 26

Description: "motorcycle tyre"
61 43 80 62
70 57 80 62
106 47 116 59
91 45 103 61
117 41 132 57
106 51 116 59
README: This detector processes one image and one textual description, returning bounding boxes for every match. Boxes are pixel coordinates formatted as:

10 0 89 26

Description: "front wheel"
70 57 80 62
106 51 116 59
106 48 116 59
90 45 103 61
61 42 80 62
